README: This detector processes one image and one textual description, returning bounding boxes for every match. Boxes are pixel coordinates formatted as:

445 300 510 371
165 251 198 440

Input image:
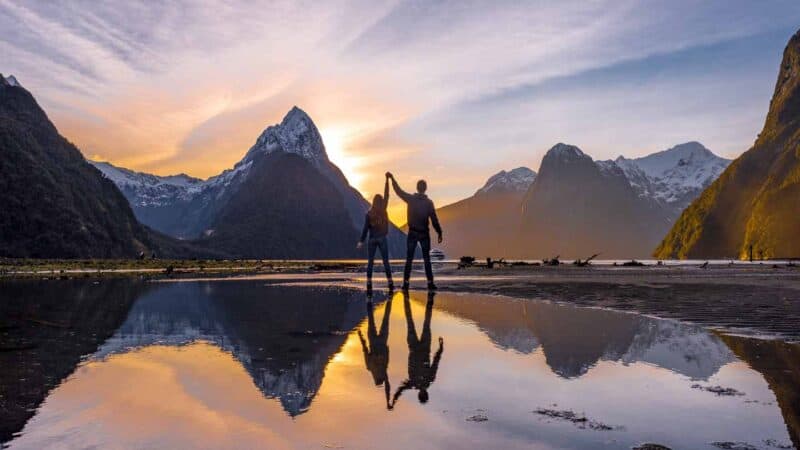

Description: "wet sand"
423 264 800 343
144 262 800 342
4 260 800 344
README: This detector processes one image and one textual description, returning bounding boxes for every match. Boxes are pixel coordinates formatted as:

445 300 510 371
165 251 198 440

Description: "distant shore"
2 259 799 342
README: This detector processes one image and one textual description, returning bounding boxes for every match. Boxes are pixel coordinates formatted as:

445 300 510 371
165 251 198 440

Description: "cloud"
1 0 799 205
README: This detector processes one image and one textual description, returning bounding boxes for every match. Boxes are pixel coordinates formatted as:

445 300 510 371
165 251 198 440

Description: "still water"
1 279 798 449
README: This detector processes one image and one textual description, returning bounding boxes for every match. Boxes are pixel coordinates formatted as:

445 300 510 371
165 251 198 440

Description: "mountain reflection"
95 282 376 416
5 280 800 450
432 293 735 380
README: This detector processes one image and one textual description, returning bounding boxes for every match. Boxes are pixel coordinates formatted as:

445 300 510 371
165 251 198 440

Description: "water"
1 278 798 449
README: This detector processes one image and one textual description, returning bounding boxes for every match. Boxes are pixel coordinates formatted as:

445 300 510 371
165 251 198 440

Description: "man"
387 172 443 291
391 291 443 407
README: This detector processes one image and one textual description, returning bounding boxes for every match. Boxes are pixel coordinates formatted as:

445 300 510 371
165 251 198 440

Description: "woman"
357 173 394 292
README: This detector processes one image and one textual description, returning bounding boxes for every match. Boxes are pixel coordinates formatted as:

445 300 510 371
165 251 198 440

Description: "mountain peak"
623 141 728 181
547 143 585 158
1 73 21 88
283 105 311 123
540 144 593 170
476 166 536 195
760 28 800 140
243 106 328 167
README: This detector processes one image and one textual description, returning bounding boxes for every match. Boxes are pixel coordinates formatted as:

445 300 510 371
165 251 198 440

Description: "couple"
358 172 443 292
358 292 444 409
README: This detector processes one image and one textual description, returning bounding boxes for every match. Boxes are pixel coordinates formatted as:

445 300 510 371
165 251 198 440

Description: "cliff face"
656 30 800 259
0 76 152 258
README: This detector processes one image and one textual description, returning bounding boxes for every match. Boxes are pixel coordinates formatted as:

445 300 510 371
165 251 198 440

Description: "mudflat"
417 264 800 343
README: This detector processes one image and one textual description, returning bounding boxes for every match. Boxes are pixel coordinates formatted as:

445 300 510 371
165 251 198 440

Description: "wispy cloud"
1 0 798 206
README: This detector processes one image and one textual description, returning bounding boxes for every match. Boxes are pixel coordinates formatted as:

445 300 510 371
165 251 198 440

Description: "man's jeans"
403 230 433 283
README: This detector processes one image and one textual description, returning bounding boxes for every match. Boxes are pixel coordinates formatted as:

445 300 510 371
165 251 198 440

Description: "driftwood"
543 255 561 266
621 260 645 267
573 253 599 267
458 256 476 269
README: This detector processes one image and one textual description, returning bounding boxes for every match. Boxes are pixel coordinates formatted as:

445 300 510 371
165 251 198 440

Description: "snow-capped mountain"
1 73 21 87
242 106 327 169
436 166 536 258
91 106 405 257
520 143 673 258
89 161 205 207
613 142 730 215
475 167 536 196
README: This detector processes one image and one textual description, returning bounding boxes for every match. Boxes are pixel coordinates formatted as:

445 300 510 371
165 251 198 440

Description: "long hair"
368 194 388 228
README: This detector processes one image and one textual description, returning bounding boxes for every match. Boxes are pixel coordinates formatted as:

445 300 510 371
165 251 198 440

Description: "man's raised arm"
388 173 412 202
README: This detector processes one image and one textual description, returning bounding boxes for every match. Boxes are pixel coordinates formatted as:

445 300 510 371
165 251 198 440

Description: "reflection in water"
721 336 800 449
358 296 393 409
2 281 799 449
392 292 444 407
434 295 736 380
0 279 147 442
93 282 373 416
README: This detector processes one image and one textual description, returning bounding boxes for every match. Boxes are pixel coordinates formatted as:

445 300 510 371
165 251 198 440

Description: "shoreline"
2 261 799 343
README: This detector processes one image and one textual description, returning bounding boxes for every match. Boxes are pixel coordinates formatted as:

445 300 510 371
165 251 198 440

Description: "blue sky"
1 0 799 214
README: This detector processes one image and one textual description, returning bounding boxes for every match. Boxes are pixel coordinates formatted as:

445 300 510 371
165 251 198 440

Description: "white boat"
429 248 446 260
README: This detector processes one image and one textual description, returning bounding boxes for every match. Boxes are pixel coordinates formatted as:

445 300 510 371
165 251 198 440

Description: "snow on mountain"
476 167 536 195
1 73 21 87
90 160 205 207
610 142 730 212
621 319 735 380
547 142 589 162
595 159 627 178
242 106 328 168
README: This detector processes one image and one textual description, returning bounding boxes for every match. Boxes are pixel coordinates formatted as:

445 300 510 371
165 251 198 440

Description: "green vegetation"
0 258 365 278
655 29 800 259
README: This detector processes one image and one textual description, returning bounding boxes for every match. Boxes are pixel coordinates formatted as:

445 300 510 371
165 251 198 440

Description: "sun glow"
320 126 365 193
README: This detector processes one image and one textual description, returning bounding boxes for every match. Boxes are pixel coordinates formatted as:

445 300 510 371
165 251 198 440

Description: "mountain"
520 143 672 258
0 74 172 258
614 142 730 218
432 292 734 380
94 107 405 258
435 167 535 258
93 282 367 417
435 142 728 259
88 161 208 238
655 30 800 259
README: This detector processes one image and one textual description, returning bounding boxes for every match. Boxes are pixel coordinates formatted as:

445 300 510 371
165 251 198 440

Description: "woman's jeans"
367 237 393 283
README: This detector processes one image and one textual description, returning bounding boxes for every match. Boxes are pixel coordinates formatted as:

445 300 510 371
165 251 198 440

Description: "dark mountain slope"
520 144 671 259
93 106 405 259
655 29 800 259
202 152 359 258
0 75 151 258
435 167 534 258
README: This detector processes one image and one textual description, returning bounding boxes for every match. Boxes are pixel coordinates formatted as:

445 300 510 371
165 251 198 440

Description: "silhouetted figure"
387 173 443 291
358 296 393 409
391 292 443 407
358 174 394 292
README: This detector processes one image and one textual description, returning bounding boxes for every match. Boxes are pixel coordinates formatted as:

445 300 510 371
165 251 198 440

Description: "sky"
2 0 800 222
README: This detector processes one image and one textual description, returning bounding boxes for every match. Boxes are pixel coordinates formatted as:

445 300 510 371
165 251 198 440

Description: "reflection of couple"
357 292 444 410
357 173 443 293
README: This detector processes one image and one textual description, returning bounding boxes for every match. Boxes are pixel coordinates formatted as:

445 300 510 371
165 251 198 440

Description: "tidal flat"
1 271 798 449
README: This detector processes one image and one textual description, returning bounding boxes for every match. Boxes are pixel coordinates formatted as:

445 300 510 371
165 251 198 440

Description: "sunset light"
319 125 365 194
3 4 800 448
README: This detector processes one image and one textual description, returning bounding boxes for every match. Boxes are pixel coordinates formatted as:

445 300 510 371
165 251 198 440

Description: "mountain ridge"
655 29 800 259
